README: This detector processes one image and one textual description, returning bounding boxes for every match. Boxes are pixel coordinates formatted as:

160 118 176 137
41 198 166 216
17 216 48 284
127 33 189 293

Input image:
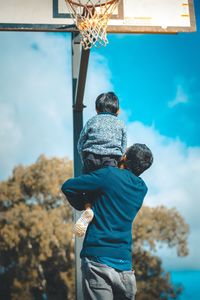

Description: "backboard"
0 0 196 33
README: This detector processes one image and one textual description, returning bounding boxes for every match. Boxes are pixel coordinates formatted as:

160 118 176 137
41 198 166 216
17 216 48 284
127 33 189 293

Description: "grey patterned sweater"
77 113 127 158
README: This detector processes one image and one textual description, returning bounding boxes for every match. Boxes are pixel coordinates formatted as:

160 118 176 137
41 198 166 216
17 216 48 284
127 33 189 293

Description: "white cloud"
0 32 114 180
127 121 200 269
168 84 188 108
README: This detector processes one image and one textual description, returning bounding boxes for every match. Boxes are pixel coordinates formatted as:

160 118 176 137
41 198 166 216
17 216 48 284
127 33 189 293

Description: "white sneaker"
73 208 94 237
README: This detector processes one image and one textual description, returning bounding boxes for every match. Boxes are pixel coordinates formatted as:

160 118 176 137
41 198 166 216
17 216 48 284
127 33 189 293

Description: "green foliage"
0 155 189 299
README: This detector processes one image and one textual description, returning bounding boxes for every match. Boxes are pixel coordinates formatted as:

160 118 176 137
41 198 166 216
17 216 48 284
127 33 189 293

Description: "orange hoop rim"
66 0 118 9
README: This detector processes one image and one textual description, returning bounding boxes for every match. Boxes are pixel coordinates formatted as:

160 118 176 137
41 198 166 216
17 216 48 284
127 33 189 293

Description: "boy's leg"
73 207 94 237
74 152 101 237
73 152 95 237
82 152 102 173
83 152 121 172
74 153 121 237
101 155 121 168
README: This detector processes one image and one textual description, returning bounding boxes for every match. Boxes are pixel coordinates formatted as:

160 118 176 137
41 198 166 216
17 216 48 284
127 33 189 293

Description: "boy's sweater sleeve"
77 121 89 156
61 170 104 211
122 124 127 154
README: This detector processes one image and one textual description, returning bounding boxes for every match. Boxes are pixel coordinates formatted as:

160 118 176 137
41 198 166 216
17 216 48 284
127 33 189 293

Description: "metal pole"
71 32 90 300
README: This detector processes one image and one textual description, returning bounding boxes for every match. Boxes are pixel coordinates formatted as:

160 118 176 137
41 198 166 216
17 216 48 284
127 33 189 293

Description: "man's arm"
61 169 104 211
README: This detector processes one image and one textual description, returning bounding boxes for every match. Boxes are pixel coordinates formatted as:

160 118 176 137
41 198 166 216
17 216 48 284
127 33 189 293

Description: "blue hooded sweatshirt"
61 166 147 261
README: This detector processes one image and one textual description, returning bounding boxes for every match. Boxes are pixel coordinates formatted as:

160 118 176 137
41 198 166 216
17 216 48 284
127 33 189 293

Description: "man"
61 143 153 300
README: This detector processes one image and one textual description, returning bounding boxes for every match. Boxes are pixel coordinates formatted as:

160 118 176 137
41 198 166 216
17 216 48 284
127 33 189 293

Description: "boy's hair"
95 92 119 114
125 143 153 176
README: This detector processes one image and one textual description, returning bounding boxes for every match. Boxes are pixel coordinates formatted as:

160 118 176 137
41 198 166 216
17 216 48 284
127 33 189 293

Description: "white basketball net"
65 0 120 49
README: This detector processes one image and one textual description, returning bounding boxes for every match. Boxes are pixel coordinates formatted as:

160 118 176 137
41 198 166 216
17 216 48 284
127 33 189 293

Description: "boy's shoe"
73 208 94 237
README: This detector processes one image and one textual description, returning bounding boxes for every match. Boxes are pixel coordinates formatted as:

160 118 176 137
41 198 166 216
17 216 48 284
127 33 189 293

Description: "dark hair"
125 143 153 176
95 92 119 114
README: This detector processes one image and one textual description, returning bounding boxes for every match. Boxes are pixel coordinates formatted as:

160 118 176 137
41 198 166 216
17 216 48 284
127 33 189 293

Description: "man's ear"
118 155 127 168
119 155 126 163
122 155 127 161
116 109 120 115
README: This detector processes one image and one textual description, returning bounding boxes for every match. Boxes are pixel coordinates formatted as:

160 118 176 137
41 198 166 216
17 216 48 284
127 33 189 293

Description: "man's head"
123 143 153 176
95 92 119 115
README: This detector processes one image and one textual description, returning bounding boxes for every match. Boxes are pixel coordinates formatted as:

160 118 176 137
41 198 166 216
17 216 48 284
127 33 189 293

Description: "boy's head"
95 92 119 115
123 143 153 176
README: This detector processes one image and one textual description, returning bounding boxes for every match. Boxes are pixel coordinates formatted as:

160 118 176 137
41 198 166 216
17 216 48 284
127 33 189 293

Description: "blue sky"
0 0 200 278
98 1 200 146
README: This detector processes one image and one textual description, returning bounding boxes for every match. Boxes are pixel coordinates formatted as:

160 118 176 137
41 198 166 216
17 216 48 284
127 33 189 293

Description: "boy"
74 92 127 236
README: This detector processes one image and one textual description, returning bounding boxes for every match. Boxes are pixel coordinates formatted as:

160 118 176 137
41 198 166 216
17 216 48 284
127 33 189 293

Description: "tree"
0 156 189 300
132 206 189 299
0 156 74 300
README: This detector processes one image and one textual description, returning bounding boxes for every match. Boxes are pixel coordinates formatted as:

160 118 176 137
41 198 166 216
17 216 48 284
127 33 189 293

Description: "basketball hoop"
65 0 120 49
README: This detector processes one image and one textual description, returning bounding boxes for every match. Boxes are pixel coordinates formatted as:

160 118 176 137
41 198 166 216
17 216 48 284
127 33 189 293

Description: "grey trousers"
81 258 137 300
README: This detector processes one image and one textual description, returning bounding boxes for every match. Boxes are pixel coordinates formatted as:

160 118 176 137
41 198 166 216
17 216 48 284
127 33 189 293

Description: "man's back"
62 166 147 261
81 167 147 260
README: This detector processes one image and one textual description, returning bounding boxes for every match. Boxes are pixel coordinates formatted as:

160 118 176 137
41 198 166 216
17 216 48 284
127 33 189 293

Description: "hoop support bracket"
72 32 90 112
71 32 90 300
